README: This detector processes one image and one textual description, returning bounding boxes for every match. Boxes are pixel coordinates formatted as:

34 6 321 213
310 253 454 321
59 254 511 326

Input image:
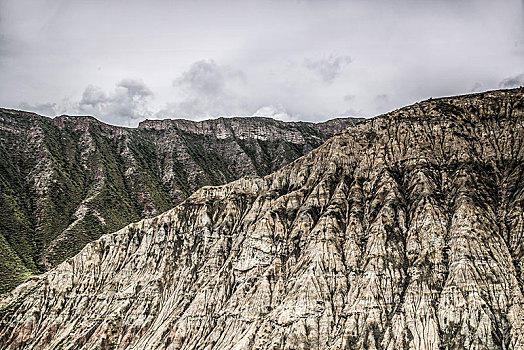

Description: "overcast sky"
0 0 523 126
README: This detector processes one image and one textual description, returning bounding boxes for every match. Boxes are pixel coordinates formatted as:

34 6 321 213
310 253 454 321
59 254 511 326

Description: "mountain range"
1 88 523 349
0 110 357 293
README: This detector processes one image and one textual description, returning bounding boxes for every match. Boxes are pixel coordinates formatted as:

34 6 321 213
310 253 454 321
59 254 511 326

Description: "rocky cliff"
1 88 523 349
0 111 357 293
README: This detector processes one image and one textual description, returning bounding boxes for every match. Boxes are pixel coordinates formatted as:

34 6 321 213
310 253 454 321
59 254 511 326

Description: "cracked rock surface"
1 88 524 349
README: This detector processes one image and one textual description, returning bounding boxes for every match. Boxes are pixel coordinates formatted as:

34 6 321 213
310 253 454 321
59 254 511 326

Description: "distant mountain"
0 110 359 293
1 89 522 349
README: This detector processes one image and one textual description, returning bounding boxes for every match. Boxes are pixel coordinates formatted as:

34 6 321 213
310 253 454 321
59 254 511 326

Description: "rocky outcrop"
1 88 523 349
0 112 357 293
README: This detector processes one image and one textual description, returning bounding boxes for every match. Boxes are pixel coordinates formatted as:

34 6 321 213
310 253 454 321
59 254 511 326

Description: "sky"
0 0 523 126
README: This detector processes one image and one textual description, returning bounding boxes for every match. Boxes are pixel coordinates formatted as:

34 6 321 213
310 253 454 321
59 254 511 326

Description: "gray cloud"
175 60 228 96
118 79 154 99
499 73 524 88
18 102 58 116
343 94 355 102
471 82 483 92
375 94 388 101
79 85 106 109
79 79 153 126
158 60 248 118
304 55 352 84
372 94 390 111
341 108 363 117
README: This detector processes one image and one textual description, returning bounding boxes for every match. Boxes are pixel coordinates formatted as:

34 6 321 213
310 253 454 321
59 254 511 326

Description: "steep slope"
1 88 523 349
0 111 357 293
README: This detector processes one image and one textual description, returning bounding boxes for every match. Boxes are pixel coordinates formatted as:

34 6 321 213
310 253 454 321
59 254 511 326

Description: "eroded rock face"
0 112 356 293
1 88 523 349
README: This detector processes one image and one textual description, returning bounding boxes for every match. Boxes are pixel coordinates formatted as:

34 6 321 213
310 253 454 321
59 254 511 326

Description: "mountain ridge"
1 88 523 349
0 110 358 293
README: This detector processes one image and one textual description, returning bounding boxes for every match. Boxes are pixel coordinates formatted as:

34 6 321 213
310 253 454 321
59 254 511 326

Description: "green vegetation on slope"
0 110 357 293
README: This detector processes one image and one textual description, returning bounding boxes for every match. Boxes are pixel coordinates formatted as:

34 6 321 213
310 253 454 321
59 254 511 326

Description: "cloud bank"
19 79 153 126
1 0 522 125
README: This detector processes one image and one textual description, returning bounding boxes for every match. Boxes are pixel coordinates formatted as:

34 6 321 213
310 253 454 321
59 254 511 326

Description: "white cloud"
253 104 292 121
78 79 153 126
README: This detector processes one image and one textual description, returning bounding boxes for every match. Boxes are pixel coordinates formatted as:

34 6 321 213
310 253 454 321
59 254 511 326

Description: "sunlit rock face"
0 111 356 294
1 88 523 349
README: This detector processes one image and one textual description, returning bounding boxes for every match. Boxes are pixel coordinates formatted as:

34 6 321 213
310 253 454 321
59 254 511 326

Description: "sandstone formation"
0 111 356 293
1 88 523 349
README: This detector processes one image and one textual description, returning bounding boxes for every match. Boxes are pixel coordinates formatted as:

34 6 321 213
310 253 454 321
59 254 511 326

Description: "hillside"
0 111 357 293
1 88 522 349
